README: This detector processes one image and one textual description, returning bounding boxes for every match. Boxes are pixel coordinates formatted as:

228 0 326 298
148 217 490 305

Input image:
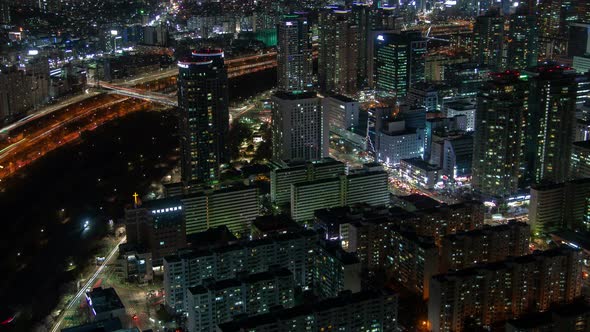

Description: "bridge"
97 82 178 107
95 81 255 123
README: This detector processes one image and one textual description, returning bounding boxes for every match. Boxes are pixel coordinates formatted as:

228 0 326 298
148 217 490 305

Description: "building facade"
276 15 313 93
178 49 229 185
271 91 328 161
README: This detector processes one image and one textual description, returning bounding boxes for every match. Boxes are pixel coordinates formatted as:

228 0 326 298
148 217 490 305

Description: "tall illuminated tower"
178 49 229 185
506 10 539 70
524 64 578 185
472 71 527 199
472 11 504 70
318 8 359 96
276 15 313 93
0 0 10 24
374 31 427 97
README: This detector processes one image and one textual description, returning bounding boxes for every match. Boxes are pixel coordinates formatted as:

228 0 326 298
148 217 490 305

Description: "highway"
0 98 129 162
50 237 127 332
0 91 102 136
0 50 274 181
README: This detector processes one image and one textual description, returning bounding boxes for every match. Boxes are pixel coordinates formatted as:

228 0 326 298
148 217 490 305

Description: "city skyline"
0 0 588 331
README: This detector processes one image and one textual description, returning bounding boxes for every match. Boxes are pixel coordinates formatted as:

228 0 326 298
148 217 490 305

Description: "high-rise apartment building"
506 11 539 70
472 12 504 70
276 15 313 92
374 111 425 165
270 158 346 207
428 247 583 332
472 71 527 199
529 178 590 236
0 0 9 24
271 91 328 161
318 8 359 96
178 185 260 236
186 268 295 332
349 219 440 299
291 169 389 222
571 140 590 178
163 229 319 313
322 94 360 133
178 49 229 185
217 289 399 332
538 0 572 58
351 3 371 89
374 31 427 97
524 64 578 185
440 221 530 271
312 240 361 299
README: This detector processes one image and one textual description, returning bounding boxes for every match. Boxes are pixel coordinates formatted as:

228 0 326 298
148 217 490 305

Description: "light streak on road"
50 237 126 332
0 92 103 136
0 99 128 165
0 139 25 159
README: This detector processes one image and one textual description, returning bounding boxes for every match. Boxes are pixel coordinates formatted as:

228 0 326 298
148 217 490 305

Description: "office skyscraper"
276 15 313 93
506 10 539 70
374 31 427 97
0 0 9 24
352 3 371 89
472 11 504 70
524 64 578 185
537 0 573 57
271 91 328 161
472 71 527 199
318 8 359 96
178 49 229 185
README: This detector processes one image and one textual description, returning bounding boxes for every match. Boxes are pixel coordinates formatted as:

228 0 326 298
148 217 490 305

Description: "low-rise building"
85 287 126 323
124 198 186 266
400 158 441 189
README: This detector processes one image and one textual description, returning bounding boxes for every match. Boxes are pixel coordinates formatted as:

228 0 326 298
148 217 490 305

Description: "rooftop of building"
270 157 343 170
573 140 590 149
186 225 238 250
400 158 441 172
164 229 320 263
396 229 437 249
444 99 476 110
531 177 590 190
325 93 356 103
272 91 318 100
61 317 123 332
86 287 125 314
444 220 528 241
397 194 442 210
318 239 360 265
181 183 257 199
551 230 590 253
188 268 293 295
141 197 183 211
433 246 579 282
523 63 577 77
252 215 302 234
